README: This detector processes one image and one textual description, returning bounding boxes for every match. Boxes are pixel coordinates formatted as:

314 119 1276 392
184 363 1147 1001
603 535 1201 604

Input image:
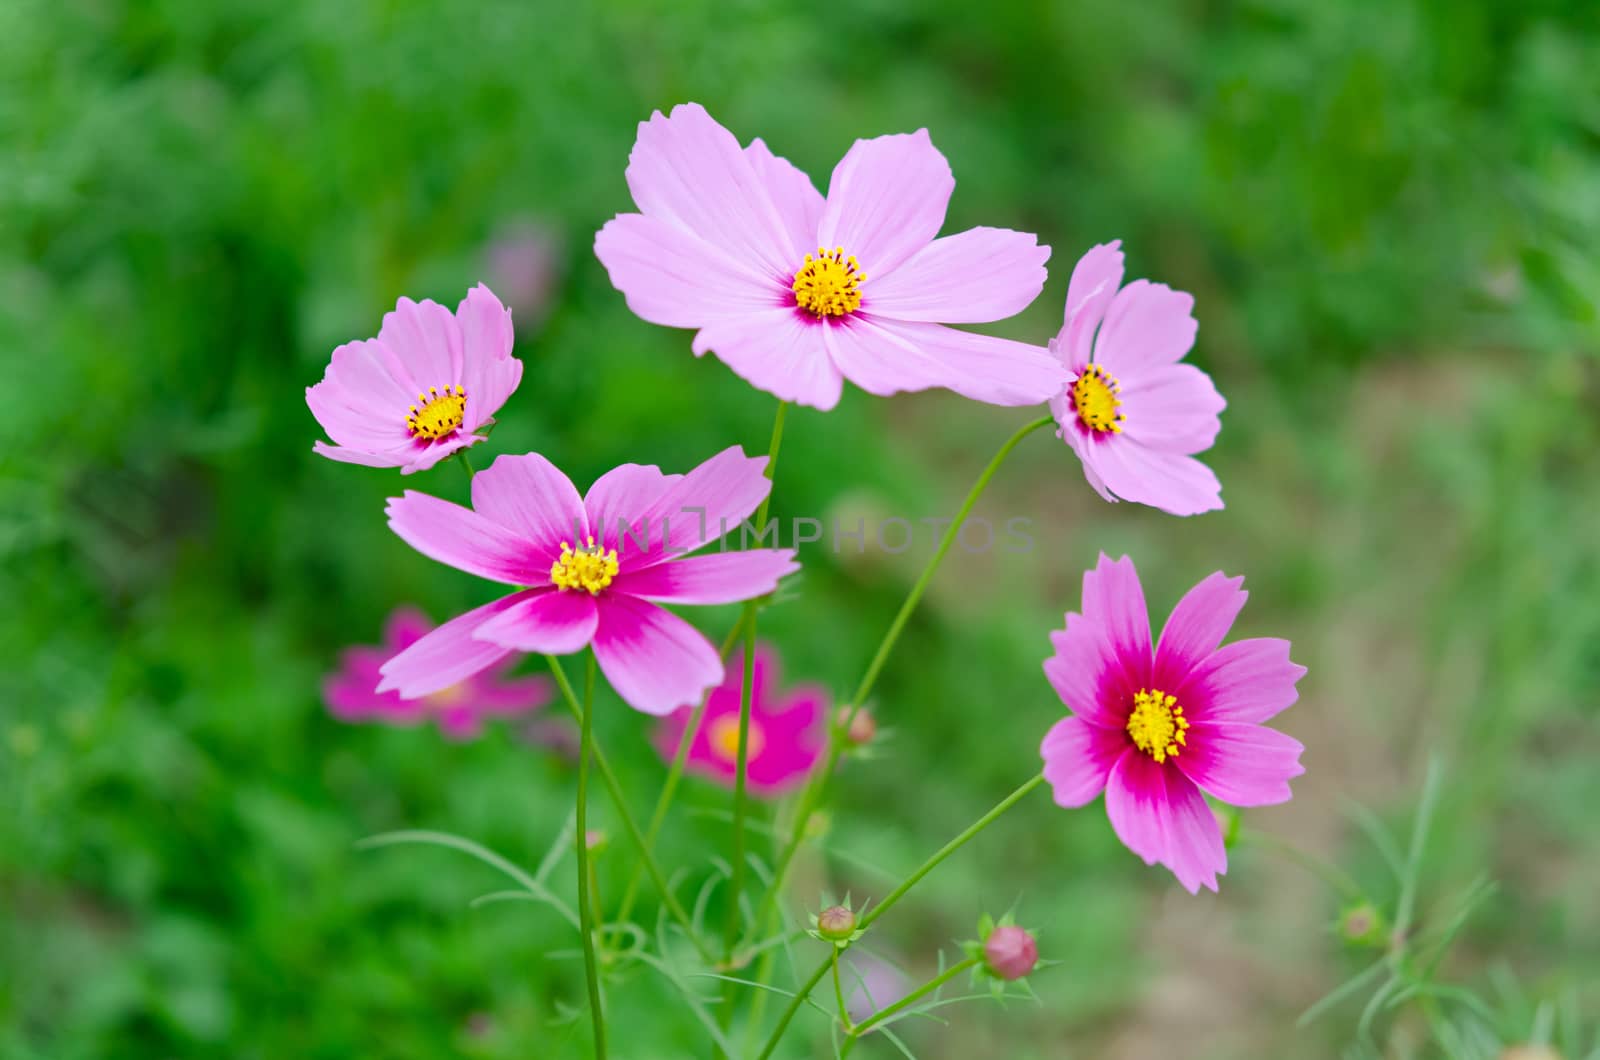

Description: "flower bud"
816 905 857 942
1338 901 1385 947
838 706 877 747
982 924 1038 981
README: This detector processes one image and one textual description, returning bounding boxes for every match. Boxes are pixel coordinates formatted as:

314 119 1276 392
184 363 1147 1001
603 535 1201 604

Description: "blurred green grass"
2 0 1597 1057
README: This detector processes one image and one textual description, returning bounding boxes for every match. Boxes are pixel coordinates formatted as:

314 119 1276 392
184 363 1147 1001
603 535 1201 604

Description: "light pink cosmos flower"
654 643 826 797
323 607 553 740
377 447 799 716
1047 242 1225 515
595 103 1063 411
1040 555 1306 893
306 284 522 474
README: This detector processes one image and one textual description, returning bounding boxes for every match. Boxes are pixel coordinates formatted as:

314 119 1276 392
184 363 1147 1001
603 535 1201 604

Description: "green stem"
613 612 751 926
570 651 607 1058
755 773 1045 1059
720 399 788 1049
761 416 1053 922
832 949 851 1033
840 956 981 1054
459 451 476 480
547 655 713 963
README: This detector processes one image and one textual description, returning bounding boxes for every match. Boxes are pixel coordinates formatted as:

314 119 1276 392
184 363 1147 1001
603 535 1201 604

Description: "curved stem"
762 416 1053 921
613 611 751 926
570 651 607 1058
755 773 1045 1059
840 956 981 1054
727 400 788 950
547 655 713 963
832 949 852 1032
458 451 476 480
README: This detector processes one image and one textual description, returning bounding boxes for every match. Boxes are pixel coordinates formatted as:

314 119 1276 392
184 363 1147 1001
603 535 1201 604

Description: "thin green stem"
755 774 1044 1059
832 949 852 1033
762 416 1053 918
720 399 788 1051
547 655 713 963
570 650 606 1058
841 956 981 1054
459 451 476 480
614 612 751 925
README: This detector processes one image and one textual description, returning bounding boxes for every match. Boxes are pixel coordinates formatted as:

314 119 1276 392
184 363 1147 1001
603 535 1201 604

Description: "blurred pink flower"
655 643 826 797
323 607 552 740
842 950 910 1024
377 447 798 716
307 284 522 474
483 218 564 327
1047 242 1225 515
1040 555 1306 893
595 102 1063 411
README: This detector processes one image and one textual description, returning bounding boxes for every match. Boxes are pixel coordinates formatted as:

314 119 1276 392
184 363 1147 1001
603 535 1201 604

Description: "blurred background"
3 0 1598 1056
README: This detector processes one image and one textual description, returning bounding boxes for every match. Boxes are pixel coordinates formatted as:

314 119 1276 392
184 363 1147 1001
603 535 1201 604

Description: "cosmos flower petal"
470 453 589 570
313 440 412 468
592 594 723 715
1092 279 1197 380
865 227 1049 324
1043 613 1129 729
625 102 796 277
401 434 477 475
819 129 953 278
1155 571 1247 687
473 589 600 654
1040 716 1126 807
376 594 528 698
1058 240 1125 370
746 137 824 260
385 490 541 585
379 296 464 387
1106 751 1226 894
595 213 780 328
585 462 683 555
612 549 799 604
822 316 1064 406
1082 439 1224 516
619 446 776 568
1119 364 1225 454
1177 723 1305 807
691 308 846 410
1080 554 1153 681
456 284 522 428
1176 638 1306 724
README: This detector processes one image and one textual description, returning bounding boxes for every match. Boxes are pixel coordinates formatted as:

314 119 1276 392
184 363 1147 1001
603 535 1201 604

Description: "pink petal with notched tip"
591 594 723 716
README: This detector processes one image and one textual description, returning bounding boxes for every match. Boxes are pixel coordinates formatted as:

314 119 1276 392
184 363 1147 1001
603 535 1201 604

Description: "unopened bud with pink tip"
981 924 1038 981
840 706 877 747
809 902 866 948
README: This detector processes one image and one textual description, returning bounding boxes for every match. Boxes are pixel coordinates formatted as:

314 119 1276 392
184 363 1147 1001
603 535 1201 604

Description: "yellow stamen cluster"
549 536 619 595
792 246 866 317
1125 688 1189 763
1071 365 1123 433
406 384 468 440
709 715 765 763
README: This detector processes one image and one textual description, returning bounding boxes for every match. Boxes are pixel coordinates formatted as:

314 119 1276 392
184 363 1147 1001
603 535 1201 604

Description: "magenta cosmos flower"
594 103 1063 411
377 447 798 715
324 606 553 739
655 643 826 796
1047 242 1225 515
306 284 522 474
1039 555 1306 893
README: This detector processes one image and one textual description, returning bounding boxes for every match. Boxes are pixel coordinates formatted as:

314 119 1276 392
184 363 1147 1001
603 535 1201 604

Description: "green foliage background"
3 0 1597 1056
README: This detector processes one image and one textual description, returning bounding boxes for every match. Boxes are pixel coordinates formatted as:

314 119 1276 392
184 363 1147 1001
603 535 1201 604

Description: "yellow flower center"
792 246 866 317
1071 365 1123 433
709 714 765 763
549 537 619 595
1125 688 1189 763
406 385 468 440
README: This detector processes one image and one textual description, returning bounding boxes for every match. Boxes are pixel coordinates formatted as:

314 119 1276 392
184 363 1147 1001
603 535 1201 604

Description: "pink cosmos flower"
654 643 826 796
1039 555 1306 893
594 103 1063 412
377 447 799 716
323 607 553 740
1047 242 1225 515
307 284 523 474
